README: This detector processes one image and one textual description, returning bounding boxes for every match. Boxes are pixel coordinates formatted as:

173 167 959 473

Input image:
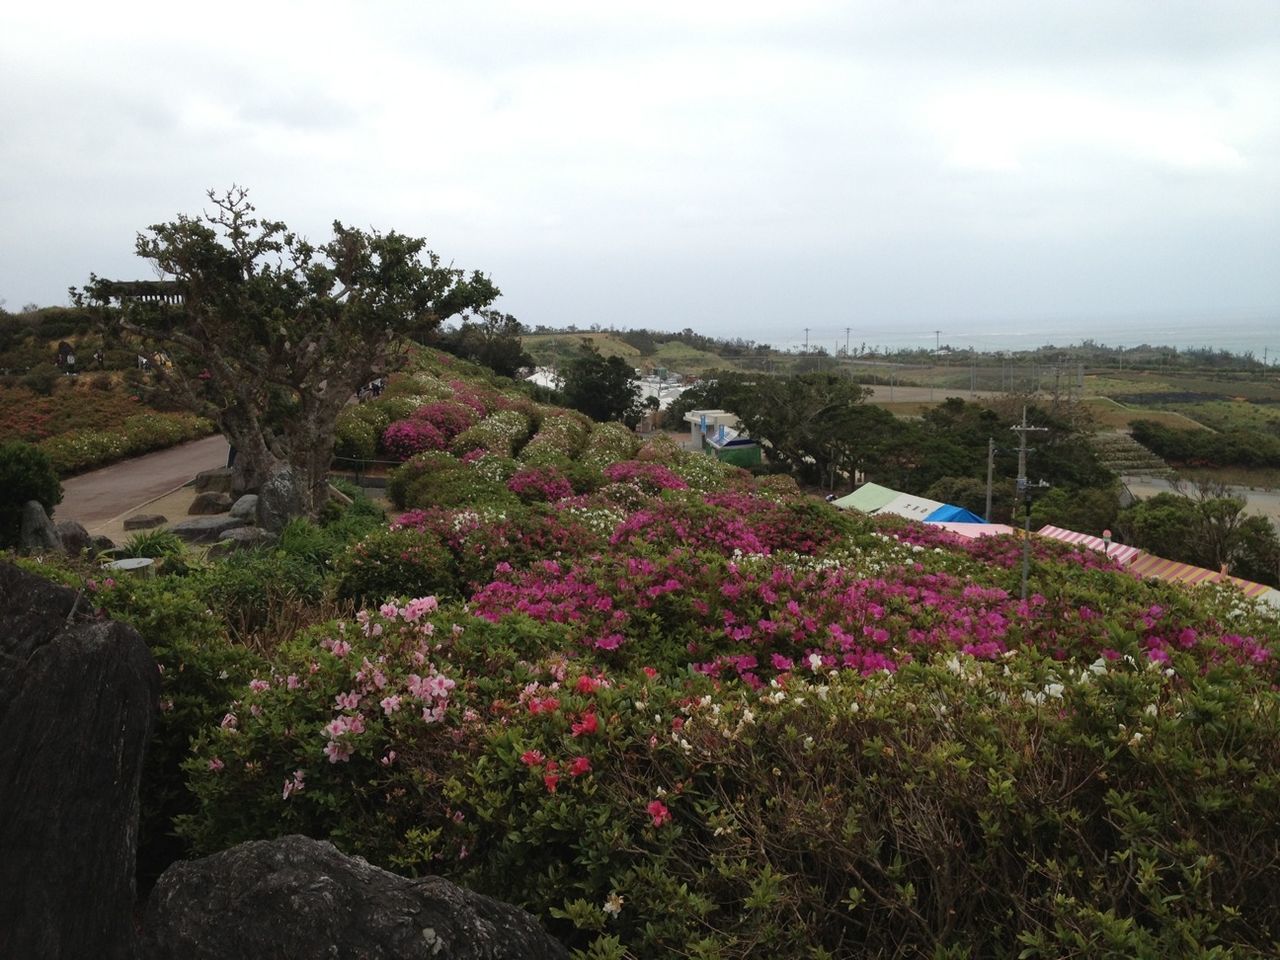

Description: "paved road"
1122 475 1280 524
58 434 230 526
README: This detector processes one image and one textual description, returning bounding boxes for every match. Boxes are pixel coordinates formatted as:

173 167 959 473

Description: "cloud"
0 0 1276 344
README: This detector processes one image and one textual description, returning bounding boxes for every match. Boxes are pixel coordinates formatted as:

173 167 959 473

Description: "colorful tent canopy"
877 492 946 521
1127 552 1275 599
925 521 1016 538
831 483 899 513
925 504 987 523
1037 524 1141 565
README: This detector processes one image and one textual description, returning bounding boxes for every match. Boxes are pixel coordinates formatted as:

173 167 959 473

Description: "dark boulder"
207 527 275 557
256 467 304 533
0 561 159 960
170 515 243 543
124 514 168 531
192 467 233 493
188 491 233 515
18 499 62 552
229 494 259 521
56 518 94 556
142 835 569 960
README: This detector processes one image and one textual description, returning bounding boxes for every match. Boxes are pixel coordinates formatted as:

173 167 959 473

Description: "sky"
1 1 1278 353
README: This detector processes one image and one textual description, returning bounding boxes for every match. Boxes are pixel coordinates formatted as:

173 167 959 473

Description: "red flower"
568 755 591 777
646 799 671 827
520 749 545 767
543 773 560 793
575 675 600 695
571 712 598 737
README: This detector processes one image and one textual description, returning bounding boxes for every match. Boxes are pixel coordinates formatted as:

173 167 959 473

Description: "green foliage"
0 440 63 547
1029 484 1121 536
331 527 457 607
562 343 643 427
81 571 260 889
191 550 328 643
1118 488 1280 585
76 187 502 518
436 310 533 378
121 529 186 559
21 363 58 396
1133 419 1280 469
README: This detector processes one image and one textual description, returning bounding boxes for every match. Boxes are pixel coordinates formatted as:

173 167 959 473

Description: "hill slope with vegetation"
16 347 1280 959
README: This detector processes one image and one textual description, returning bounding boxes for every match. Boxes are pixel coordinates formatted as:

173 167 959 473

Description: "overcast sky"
2 1 1277 351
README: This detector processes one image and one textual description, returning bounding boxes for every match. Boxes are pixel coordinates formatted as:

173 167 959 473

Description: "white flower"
1143 703 1158 717
603 892 624 918
1043 683 1064 700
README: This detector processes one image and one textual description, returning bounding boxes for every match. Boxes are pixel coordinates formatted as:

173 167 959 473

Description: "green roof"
831 482 901 513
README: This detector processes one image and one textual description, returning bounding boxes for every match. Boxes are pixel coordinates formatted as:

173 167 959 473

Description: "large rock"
229 494 259 521
124 514 167 531
188 491 233 516
256 468 304 533
56 518 94 556
18 499 62 552
192 467 233 494
142 836 569 960
207 527 275 557
0 562 158 960
170 515 243 543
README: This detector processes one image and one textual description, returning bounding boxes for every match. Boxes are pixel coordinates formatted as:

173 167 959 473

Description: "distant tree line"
1131 420 1280 469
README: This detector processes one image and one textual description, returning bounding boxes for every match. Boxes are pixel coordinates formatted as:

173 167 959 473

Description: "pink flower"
568 755 591 777
249 678 270 693
647 799 672 827
282 769 305 799
380 751 397 767
207 757 224 772
571 712 599 737
380 695 402 715
324 740 353 764
520 749 546 767
334 691 362 711
286 674 301 690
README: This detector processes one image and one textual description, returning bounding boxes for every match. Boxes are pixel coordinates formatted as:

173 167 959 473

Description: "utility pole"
985 436 995 520
804 328 809 353
1011 407 1049 602
845 327 851 359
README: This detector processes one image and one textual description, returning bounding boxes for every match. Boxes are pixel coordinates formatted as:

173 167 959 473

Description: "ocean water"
766 314 1279 361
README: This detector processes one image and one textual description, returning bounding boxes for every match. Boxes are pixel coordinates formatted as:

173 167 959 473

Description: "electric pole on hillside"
985 437 995 521
804 328 810 353
845 327 851 358
1011 407 1049 602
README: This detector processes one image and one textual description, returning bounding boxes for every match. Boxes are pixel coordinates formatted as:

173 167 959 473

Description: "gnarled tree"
77 187 498 522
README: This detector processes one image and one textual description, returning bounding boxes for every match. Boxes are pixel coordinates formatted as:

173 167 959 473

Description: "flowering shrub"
182 600 1280 958
35 412 213 474
381 419 447 461
580 421 639 469
602 460 689 494
331 528 457 606
78 351 1280 957
520 412 591 465
387 451 518 512
507 465 574 503
411 400 478 440
450 410 532 459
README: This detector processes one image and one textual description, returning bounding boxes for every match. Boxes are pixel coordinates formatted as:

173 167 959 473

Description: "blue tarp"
924 504 987 523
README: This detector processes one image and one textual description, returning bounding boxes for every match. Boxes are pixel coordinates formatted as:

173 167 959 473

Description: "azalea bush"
179 599 1280 958
381 418 447 461
39 351 1280 956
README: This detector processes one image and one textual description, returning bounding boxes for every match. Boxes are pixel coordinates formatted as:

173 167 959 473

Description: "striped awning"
1127 552 1274 599
1037 525 1141 565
